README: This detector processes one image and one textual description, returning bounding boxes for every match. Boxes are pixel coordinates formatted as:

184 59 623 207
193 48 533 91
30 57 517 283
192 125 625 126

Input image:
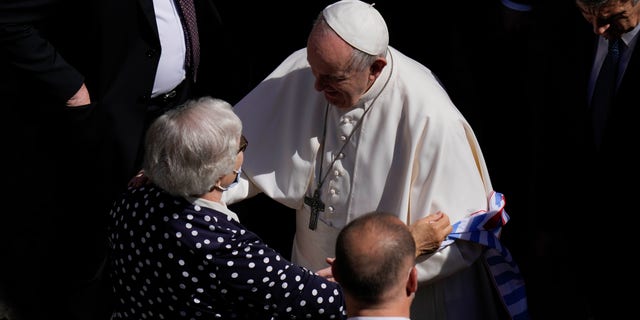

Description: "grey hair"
576 0 639 6
143 96 242 198
311 14 382 72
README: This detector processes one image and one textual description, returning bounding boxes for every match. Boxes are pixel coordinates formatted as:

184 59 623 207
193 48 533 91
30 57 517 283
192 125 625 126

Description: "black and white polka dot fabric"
107 185 346 319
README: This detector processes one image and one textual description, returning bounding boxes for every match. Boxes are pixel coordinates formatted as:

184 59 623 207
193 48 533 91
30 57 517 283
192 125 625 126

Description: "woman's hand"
128 170 149 188
315 257 336 282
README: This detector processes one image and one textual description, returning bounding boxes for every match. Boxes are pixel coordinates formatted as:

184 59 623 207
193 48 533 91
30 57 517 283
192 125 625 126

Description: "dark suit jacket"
595 34 640 161
1 0 245 202
529 5 640 318
576 32 639 319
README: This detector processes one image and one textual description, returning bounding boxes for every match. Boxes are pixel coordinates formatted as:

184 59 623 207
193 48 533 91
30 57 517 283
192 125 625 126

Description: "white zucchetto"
322 0 389 56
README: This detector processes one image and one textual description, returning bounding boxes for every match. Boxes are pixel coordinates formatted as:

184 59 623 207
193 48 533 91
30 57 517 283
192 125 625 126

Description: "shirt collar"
187 196 240 222
620 22 640 47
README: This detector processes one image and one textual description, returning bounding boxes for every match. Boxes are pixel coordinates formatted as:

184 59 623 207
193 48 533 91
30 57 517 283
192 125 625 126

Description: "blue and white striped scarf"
443 191 529 320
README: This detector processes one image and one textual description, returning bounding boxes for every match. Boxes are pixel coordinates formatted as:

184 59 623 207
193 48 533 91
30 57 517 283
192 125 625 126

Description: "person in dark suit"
526 0 639 318
571 1 640 318
0 1 245 319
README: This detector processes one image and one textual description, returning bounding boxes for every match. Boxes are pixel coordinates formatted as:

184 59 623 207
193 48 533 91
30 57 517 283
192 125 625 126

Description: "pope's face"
577 0 640 39
307 25 373 109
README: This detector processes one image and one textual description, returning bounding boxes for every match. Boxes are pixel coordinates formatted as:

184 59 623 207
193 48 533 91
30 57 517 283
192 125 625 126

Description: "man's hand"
66 83 91 107
409 211 452 257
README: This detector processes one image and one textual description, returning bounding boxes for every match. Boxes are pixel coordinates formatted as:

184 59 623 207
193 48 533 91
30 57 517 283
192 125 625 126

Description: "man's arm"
0 0 86 104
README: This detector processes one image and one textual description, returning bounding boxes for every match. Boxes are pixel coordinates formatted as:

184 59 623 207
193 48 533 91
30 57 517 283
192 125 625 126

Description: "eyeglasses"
238 135 248 154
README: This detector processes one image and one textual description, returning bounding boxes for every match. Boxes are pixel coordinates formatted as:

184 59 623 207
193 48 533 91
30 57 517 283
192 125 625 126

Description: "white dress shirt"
151 0 187 97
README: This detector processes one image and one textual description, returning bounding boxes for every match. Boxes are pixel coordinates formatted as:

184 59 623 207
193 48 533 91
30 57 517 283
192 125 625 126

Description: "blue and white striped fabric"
444 191 529 320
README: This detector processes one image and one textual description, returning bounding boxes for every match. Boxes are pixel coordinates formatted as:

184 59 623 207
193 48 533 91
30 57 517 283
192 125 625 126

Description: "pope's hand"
409 211 452 257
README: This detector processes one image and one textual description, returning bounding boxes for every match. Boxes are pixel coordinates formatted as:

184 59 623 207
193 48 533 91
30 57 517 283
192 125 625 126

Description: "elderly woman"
106 96 347 319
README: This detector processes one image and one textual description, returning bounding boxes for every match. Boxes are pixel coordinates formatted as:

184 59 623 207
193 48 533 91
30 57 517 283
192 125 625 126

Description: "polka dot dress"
107 185 346 319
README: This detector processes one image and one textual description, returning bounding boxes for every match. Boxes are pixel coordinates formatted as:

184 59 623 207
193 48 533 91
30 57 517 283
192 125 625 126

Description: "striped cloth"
443 191 529 320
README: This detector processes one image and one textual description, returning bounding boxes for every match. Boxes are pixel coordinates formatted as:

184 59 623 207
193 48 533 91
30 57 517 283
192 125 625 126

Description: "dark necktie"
591 37 621 149
175 0 200 81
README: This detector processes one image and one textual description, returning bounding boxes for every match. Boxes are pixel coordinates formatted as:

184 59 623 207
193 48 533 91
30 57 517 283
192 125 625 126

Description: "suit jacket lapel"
618 37 640 95
138 0 159 41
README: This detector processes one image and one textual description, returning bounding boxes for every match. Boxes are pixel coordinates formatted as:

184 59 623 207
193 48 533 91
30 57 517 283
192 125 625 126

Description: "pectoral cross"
304 189 325 230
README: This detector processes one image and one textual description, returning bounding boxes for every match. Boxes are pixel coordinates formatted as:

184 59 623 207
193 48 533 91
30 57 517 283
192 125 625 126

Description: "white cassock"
225 46 506 319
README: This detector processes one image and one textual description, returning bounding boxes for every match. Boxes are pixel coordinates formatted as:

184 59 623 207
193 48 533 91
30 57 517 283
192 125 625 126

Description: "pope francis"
224 1 528 319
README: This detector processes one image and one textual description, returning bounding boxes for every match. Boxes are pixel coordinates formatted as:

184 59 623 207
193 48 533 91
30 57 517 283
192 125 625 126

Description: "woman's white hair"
143 96 242 197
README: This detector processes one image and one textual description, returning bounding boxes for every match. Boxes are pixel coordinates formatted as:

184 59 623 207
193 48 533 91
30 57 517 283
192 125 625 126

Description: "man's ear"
406 266 418 296
331 262 340 283
370 57 387 78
